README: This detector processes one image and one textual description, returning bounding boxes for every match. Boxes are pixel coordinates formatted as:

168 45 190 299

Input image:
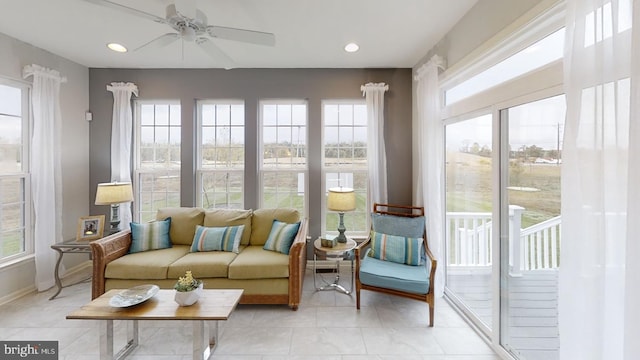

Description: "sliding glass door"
500 95 565 360
445 113 494 331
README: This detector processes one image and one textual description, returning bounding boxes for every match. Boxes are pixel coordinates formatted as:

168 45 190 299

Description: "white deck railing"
445 206 561 273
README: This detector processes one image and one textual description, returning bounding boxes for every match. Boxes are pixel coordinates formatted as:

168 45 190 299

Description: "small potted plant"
173 270 203 306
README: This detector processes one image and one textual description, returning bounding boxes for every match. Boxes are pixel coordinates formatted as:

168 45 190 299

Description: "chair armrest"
354 236 371 274
287 218 308 310
423 239 438 297
90 230 132 299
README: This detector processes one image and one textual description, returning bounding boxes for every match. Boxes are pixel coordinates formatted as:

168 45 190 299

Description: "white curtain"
23 64 65 291
361 82 388 204
413 55 445 297
106 82 138 230
560 0 639 358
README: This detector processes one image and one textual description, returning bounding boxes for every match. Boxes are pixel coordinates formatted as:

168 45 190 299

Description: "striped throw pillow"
263 220 300 255
129 217 172 253
368 230 424 266
190 225 244 253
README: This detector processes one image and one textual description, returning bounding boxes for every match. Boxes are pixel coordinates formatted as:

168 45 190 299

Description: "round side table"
313 237 357 295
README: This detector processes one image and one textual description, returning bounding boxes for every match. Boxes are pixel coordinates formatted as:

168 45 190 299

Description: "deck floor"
447 269 559 360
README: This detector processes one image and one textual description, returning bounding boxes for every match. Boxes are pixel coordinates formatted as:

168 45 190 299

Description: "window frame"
195 99 246 209
0 78 32 266
258 99 309 217
133 99 182 222
320 99 369 238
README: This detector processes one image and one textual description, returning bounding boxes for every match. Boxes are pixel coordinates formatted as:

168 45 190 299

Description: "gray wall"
415 0 543 68
89 68 413 240
0 32 89 301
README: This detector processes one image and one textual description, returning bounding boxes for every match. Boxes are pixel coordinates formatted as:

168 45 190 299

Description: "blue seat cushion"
359 249 429 295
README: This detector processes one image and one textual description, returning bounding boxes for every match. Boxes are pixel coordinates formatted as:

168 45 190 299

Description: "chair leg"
356 286 361 309
428 302 434 327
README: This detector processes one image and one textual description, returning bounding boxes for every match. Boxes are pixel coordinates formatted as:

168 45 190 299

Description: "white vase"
174 282 203 306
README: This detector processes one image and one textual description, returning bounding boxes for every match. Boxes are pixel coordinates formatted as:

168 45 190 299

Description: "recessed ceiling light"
107 43 128 53
344 42 359 53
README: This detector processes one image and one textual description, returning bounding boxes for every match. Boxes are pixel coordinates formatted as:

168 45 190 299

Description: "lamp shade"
327 187 356 212
95 182 134 205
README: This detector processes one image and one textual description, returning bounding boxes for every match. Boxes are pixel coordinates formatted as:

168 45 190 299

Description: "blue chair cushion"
371 213 425 238
359 249 429 295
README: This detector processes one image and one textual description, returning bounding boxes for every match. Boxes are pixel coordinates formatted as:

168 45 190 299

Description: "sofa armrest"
90 230 132 299
287 218 308 310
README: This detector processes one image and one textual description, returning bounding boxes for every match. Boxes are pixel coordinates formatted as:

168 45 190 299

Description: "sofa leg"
291 305 299 311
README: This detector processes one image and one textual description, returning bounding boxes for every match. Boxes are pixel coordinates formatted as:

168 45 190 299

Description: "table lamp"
95 182 134 234
327 187 356 243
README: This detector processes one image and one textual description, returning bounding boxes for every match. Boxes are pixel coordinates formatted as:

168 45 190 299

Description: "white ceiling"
0 0 478 69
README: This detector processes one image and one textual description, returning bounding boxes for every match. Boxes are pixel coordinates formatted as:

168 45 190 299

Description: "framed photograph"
76 215 105 241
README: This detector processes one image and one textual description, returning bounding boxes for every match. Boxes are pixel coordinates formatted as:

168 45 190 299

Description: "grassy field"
446 151 561 228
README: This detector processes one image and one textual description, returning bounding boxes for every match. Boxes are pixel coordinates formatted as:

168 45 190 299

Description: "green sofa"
90 207 308 310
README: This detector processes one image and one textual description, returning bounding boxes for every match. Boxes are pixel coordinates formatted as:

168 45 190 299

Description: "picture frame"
76 215 105 241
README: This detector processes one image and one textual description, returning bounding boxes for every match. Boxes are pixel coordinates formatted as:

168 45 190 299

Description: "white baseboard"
0 260 92 306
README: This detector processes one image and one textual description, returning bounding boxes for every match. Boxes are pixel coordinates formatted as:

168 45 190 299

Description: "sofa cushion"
369 230 424 266
204 209 253 245
129 218 172 253
360 249 429 294
191 225 244 253
167 249 241 279
228 246 289 279
250 208 300 246
263 220 300 255
105 245 190 280
157 207 205 246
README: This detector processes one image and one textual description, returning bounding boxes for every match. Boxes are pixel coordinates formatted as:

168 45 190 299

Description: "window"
134 101 181 222
0 81 30 264
322 101 368 237
445 28 565 105
197 100 244 209
259 100 307 215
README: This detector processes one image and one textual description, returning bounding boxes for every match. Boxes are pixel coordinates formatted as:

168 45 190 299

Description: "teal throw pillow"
129 217 172 254
190 225 244 253
368 230 424 266
263 220 300 255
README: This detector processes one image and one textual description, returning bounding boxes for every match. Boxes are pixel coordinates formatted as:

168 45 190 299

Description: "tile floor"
0 267 499 359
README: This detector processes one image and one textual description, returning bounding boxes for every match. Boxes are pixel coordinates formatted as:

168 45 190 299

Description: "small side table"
49 239 93 300
313 237 357 295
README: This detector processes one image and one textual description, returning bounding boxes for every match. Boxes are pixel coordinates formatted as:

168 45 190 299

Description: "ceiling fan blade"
207 26 275 46
174 0 197 19
196 38 235 69
82 0 167 24
134 33 179 52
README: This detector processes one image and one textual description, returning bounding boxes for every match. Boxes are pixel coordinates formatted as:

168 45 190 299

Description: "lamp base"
109 204 121 235
335 212 347 243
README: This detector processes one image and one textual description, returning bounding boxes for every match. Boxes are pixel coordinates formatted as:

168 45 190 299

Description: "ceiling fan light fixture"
107 43 128 53
344 42 359 53
181 25 197 42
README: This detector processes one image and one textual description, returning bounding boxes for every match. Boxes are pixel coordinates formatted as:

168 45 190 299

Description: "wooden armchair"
355 203 437 326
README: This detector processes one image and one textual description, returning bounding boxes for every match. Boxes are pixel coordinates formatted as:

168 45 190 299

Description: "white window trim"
258 99 309 217
440 0 565 95
0 78 33 266
195 99 245 209
320 99 370 238
133 99 181 222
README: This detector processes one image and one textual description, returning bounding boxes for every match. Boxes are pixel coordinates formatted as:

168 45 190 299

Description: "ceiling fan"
83 0 276 69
